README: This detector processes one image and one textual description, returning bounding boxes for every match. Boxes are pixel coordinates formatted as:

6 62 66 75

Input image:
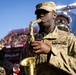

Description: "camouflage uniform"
21 26 76 75
0 67 6 75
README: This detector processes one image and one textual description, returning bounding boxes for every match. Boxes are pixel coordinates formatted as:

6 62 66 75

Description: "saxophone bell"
20 57 36 75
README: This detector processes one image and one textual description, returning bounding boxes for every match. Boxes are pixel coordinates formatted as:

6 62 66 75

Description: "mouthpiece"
36 18 42 23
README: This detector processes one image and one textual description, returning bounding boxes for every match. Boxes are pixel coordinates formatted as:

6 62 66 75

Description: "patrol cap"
35 1 56 14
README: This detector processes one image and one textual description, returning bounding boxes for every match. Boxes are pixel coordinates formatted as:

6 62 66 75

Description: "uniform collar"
43 26 59 39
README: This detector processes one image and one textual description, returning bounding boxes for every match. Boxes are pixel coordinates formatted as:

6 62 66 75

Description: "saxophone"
20 19 42 75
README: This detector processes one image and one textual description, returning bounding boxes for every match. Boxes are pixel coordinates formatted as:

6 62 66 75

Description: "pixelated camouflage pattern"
36 26 76 75
0 67 6 75
21 26 76 75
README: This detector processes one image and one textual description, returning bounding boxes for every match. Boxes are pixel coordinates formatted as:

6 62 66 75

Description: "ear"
53 13 57 19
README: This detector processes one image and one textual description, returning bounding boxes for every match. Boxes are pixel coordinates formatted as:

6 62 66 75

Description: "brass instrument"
20 19 42 75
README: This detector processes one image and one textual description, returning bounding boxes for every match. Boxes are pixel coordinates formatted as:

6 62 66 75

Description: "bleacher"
0 26 38 64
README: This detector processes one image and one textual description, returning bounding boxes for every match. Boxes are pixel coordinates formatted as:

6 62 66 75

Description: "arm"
48 33 76 74
67 33 76 72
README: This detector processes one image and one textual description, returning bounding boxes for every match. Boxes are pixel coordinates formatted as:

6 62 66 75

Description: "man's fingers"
34 50 42 53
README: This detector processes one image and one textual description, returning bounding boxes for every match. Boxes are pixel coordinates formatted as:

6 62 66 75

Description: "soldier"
55 12 72 32
20 1 76 75
0 44 13 75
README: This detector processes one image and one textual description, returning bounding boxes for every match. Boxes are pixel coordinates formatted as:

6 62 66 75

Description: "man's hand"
31 41 51 54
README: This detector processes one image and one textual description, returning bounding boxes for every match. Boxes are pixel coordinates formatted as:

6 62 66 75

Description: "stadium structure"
0 27 38 64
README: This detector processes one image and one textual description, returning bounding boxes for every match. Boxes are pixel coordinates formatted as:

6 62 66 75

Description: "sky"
0 0 76 40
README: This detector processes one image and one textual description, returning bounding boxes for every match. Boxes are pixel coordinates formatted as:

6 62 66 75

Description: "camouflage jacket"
0 67 6 75
21 26 76 75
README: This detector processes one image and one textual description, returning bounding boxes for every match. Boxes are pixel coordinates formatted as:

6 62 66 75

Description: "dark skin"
31 9 57 54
